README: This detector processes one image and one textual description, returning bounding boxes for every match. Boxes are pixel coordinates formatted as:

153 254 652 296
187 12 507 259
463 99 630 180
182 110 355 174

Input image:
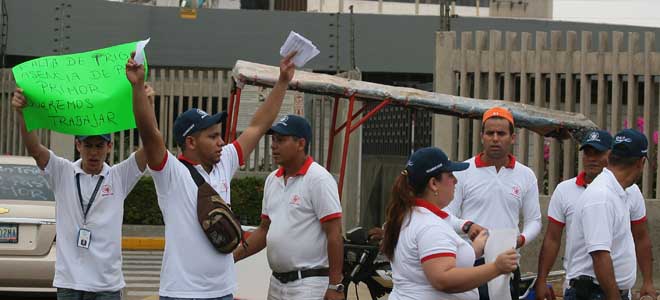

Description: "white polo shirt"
149 142 244 298
447 154 542 246
390 199 478 300
261 157 342 273
42 150 142 292
548 172 647 283
568 168 642 289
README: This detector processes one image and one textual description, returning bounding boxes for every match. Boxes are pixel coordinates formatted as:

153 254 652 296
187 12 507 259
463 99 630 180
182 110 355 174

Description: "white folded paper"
484 229 518 300
134 37 151 66
279 31 320 67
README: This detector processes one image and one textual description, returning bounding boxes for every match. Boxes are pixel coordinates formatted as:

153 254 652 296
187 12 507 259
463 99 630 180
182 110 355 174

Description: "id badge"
77 228 92 249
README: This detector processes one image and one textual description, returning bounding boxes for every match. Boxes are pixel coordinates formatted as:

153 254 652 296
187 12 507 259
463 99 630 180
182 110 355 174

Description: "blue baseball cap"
75 134 112 142
612 129 648 158
267 115 312 145
405 147 469 189
579 130 612 152
173 108 227 147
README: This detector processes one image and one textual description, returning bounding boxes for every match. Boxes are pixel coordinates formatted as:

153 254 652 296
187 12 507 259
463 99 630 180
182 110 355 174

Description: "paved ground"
122 249 384 300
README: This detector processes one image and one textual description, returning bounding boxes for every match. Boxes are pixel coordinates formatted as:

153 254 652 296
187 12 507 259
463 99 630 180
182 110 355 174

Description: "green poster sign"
12 41 148 135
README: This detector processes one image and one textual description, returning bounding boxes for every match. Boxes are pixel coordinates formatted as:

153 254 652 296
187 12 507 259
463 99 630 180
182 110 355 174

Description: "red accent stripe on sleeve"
631 216 647 225
151 152 168 171
232 141 245 166
548 216 566 227
421 252 456 263
320 212 342 223
260 214 270 220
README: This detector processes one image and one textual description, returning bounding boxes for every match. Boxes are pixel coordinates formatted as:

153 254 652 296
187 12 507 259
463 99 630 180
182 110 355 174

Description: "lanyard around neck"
75 173 104 224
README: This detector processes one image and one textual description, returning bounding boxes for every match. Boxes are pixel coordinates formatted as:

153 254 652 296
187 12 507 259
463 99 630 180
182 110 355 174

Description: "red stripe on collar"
414 198 449 219
177 154 198 165
275 156 314 177
575 171 588 187
475 153 516 169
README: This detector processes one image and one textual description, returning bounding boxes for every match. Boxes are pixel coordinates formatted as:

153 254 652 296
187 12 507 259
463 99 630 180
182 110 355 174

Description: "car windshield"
0 164 54 201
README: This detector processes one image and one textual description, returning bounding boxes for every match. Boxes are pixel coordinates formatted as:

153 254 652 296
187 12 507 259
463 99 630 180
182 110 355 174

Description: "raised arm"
235 52 296 159
126 54 166 170
130 84 157 172
11 88 50 169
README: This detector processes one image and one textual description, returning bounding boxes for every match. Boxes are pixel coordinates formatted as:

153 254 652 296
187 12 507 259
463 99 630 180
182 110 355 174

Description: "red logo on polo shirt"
101 184 113 196
511 185 521 198
290 195 302 205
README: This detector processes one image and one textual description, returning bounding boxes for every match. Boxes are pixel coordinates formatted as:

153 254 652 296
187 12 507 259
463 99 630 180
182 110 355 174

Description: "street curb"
122 237 165 250
121 226 257 250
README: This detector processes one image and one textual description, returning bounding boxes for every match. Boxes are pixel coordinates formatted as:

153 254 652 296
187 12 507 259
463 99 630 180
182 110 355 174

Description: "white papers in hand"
484 229 518 300
279 31 320 67
134 38 151 65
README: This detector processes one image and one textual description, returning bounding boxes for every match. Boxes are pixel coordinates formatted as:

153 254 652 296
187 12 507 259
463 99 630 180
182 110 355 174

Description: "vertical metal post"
230 88 242 141
337 94 356 200
326 96 340 168
225 89 235 142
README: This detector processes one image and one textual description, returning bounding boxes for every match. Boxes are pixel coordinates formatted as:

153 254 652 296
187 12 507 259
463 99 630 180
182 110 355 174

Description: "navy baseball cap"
405 147 469 189
76 134 112 142
173 108 227 147
267 115 312 144
612 129 648 157
579 130 612 152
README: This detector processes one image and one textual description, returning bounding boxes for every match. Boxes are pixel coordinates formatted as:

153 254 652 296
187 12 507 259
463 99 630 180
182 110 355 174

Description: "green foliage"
123 176 265 226
230 176 265 226
123 176 163 225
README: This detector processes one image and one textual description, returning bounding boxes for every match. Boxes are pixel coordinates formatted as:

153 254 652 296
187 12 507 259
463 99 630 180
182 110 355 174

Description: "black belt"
272 268 329 284
569 275 629 298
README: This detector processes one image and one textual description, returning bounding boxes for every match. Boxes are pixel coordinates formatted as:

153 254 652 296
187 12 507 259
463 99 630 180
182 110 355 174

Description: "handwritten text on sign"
0 164 54 201
12 41 148 135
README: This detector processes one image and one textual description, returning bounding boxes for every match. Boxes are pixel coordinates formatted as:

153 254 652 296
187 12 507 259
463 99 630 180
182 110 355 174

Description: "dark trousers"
57 288 121 300
565 276 630 300
474 257 521 300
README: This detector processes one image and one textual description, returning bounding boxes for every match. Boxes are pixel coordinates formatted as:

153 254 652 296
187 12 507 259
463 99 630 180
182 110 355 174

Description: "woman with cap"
382 147 519 300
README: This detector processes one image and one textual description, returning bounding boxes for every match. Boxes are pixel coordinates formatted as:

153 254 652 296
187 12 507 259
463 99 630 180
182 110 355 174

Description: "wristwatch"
328 283 345 293
462 221 474 234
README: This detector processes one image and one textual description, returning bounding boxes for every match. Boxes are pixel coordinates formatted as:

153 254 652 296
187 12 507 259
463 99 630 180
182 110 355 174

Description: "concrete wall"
7 0 660 74
308 0 489 16
489 0 552 19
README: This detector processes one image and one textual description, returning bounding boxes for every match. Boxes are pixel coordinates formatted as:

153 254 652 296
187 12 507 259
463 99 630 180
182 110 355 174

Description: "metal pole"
230 88 242 141
337 94 356 200
349 5 356 70
326 96 340 168
225 89 235 142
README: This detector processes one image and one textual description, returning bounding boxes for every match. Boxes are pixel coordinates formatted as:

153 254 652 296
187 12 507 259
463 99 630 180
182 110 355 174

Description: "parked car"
0 155 56 293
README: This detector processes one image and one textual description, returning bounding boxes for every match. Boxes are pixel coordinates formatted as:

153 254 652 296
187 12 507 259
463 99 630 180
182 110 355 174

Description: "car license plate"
0 224 18 243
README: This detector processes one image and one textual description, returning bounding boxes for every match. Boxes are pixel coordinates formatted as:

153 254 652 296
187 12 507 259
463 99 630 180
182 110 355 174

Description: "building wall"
6 0 660 74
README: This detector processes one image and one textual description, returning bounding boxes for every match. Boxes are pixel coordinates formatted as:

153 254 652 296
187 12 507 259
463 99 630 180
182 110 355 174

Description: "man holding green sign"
11 40 151 300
